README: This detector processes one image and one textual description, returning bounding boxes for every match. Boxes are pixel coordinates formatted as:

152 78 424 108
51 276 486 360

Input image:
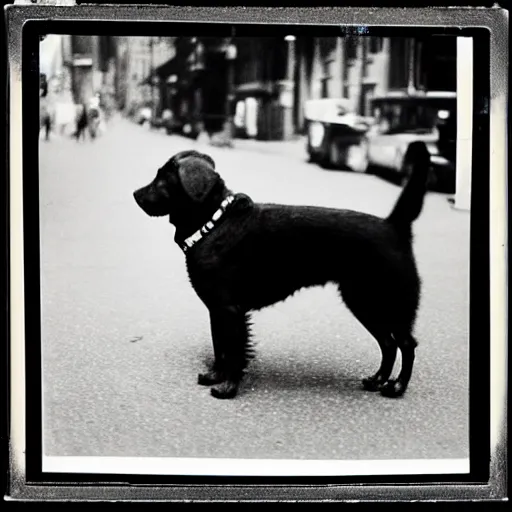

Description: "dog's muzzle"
133 186 168 217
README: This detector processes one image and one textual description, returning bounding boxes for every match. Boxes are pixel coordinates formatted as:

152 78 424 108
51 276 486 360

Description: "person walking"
74 103 89 142
39 89 52 141
87 94 101 139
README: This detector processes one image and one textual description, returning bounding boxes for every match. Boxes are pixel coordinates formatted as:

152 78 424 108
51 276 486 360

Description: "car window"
373 101 445 135
371 103 401 134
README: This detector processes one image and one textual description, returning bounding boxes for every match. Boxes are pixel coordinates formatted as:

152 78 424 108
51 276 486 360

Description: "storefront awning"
140 57 180 86
235 81 274 98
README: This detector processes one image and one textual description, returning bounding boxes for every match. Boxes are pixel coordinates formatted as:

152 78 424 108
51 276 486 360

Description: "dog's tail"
386 142 430 230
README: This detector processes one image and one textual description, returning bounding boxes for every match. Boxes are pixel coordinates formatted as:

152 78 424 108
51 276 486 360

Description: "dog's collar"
180 195 235 253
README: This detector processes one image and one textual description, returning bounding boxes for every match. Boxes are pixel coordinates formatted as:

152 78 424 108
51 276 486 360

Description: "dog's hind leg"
359 327 398 392
380 333 417 398
338 288 398 392
201 307 253 399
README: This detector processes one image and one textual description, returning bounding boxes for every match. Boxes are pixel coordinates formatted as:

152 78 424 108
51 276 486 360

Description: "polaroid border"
6 4 508 502
27 18 485 484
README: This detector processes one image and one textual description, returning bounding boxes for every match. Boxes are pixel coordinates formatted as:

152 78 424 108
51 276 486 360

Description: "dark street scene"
39 34 470 471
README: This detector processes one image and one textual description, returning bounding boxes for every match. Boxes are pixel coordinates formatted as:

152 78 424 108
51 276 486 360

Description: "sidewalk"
231 135 308 160
133 118 309 160
192 127 308 161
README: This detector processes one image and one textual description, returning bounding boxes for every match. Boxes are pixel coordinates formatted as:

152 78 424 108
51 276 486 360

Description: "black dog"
134 144 430 400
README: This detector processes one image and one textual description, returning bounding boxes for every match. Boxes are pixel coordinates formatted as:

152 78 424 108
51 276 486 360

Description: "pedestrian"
99 91 112 123
87 94 101 139
74 103 89 142
39 91 52 141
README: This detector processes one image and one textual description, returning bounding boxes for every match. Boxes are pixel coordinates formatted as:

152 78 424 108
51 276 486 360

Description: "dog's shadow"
200 352 368 397
249 361 364 395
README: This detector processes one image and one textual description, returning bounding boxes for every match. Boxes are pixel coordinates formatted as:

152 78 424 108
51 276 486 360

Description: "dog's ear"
173 150 216 170
177 155 218 203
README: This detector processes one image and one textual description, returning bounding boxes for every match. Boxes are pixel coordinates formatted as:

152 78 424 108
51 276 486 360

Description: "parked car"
352 91 457 191
304 98 373 170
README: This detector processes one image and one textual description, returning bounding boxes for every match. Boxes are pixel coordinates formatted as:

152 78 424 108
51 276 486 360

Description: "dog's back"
198 201 419 327
196 142 430 324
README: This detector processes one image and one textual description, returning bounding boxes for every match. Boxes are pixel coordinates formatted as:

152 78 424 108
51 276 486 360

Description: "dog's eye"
154 179 170 197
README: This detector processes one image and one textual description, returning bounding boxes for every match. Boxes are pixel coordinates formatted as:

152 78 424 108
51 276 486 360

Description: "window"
362 39 369 79
388 38 409 90
321 60 331 98
71 35 93 56
369 37 383 54
323 59 331 77
319 37 337 59
375 101 443 134
345 37 358 61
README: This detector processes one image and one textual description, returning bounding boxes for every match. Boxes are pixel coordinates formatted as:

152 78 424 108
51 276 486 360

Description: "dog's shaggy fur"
134 144 430 399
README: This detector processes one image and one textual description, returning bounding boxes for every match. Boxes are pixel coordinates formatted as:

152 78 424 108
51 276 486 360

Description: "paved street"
40 117 469 463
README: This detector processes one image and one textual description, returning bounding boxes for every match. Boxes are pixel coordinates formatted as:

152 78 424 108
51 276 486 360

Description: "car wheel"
307 149 317 163
348 140 370 173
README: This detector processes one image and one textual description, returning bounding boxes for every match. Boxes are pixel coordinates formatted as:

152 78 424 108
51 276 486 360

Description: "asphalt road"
39 117 470 463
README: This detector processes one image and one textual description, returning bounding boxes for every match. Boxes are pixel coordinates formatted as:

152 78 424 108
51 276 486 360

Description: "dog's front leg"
197 312 229 387
201 306 250 399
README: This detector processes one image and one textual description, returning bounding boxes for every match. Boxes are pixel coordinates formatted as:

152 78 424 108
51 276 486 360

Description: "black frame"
5 4 506 502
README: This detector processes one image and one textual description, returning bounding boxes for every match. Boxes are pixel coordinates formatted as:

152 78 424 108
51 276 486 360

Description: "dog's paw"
362 375 385 392
198 370 225 386
210 381 239 399
379 379 406 398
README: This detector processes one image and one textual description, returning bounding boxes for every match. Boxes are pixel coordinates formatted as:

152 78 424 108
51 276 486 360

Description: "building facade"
117 34 457 141
228 35 455 141
117 36 176 116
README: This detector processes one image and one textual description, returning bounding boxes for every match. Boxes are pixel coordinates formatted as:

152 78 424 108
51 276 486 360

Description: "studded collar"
179 195 235 253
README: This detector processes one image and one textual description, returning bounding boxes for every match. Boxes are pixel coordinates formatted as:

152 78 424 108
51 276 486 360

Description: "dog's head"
133 150 225 225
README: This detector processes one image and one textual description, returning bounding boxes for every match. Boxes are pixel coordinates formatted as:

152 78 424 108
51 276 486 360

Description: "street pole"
358 37 368 116
192 39 205 136
223 41 237 146
149 37 155 123
407 38 416 95
284 35 296 139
